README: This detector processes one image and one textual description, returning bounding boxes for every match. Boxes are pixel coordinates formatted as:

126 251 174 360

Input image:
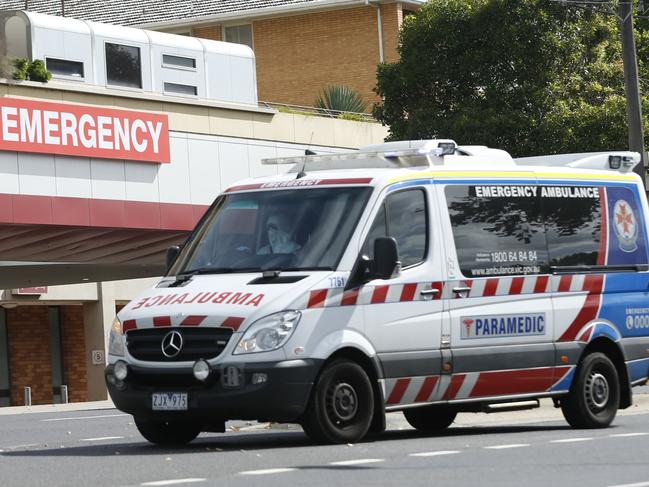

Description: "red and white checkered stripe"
122 315 245 333
383 366 574 406
297 274 601 310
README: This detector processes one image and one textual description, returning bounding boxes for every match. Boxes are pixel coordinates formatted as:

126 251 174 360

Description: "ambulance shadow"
0 431 317 457
0 422 590 459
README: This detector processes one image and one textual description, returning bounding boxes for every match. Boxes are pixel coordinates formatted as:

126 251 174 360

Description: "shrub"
27 59 51 82
314 85 367 115
12 58 29 80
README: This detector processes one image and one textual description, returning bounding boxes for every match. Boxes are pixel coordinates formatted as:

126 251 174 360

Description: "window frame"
161 53 197 71
45 56 85 81
223 23 254 50
104 40 143 91
163 81 198 97
362 187 430 270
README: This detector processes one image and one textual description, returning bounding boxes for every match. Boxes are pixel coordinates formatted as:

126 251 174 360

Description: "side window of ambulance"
363 189 428 268
445 185 548 277
542 186 602 267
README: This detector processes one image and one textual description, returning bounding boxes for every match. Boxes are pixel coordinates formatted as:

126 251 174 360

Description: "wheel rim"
326 381 358 424
585 371 609 411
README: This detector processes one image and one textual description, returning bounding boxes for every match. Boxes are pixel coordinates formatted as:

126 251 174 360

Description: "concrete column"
82 282 117 401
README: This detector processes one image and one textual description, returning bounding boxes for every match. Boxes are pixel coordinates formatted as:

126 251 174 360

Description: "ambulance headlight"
108 317 125 357
234 311 301 354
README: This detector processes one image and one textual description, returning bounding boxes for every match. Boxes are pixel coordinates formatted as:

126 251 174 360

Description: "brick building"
1 0 424 108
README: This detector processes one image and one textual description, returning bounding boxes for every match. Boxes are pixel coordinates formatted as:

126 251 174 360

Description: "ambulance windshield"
170 187 372 274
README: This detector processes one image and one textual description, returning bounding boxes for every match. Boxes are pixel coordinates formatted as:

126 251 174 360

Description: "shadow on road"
0 422 584 458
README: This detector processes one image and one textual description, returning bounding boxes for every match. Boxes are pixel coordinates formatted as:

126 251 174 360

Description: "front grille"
126 327 233 362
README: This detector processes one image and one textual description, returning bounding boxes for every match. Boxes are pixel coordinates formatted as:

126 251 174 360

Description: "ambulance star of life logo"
613 199 638 253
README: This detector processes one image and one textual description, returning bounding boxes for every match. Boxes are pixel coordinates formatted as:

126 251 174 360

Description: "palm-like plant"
314 85 367 115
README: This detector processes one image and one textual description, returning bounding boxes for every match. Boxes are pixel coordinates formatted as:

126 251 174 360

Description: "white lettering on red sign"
0 97 170 163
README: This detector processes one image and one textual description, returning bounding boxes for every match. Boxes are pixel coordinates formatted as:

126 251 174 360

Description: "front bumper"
105 359 322 423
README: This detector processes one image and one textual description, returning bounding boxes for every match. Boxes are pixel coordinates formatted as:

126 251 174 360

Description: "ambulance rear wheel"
135 418 201 446
403 405 457 433
561 352 620 429
301 359 374 444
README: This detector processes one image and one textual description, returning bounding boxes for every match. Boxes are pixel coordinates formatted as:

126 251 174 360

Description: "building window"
224 24 253 49
46 58 84 79
0 309 9 407
105 42 142 89
162 54 196 69
164 82 197 96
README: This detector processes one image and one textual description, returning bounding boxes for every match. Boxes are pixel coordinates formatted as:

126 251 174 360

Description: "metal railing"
259 101 376 122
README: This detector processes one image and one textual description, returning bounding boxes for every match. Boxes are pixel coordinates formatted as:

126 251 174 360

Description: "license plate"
152 393 188 411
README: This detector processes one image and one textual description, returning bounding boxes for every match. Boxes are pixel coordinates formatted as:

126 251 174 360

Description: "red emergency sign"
0 97 170 163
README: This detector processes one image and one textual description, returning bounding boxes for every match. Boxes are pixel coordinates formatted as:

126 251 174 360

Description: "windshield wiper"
168 267 237 286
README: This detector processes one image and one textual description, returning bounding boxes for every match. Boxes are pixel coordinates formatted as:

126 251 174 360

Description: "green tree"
373 0 648 157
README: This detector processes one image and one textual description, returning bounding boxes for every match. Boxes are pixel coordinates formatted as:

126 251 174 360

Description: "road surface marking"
141 479 206 486
41 414 127 422
328 459 384 466
550 437 593 443
610 433 649 438
484 444 530 449
608 481 649 487
5 443 38 450
409 450 461 457
239 468 297 475
80 436 125 442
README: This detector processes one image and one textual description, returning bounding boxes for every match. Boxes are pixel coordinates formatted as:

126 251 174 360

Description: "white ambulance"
106 140 649 446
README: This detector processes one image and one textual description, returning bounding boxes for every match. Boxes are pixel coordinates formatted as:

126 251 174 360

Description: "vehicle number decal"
328 276 347 288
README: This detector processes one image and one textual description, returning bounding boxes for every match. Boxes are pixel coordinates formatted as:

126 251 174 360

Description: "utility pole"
555 0 647 186
618 1 647 185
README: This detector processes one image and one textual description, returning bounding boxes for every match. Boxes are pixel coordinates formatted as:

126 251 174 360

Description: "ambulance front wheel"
135 417 201 446
561 352 620 429
403 405 457 433
301 359 374 444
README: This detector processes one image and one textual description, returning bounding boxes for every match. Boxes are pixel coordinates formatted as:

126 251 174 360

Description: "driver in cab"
258 213 301 254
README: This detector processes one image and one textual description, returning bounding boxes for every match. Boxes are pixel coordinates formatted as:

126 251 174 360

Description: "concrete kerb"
0 399 115 416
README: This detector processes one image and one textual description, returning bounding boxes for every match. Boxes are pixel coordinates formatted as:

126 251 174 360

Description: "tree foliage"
373 0 649 157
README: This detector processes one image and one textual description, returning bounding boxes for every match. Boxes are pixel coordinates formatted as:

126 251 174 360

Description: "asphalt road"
2 397 649 487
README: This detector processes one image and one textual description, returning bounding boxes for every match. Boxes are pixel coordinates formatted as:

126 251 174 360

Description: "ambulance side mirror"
373 237 401 280
345 238 401 291
166 245 182 272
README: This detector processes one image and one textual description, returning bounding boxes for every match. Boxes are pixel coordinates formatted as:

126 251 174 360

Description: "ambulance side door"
439 182 557 402
362 185 447 407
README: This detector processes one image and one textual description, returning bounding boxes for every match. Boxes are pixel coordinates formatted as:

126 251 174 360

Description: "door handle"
452 286 471 296
420 289 440 296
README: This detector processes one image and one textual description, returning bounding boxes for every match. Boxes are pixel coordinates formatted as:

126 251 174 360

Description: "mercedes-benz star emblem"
161 330 183 358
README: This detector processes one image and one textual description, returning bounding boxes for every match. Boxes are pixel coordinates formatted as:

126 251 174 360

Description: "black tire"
403 405 457 433
301 359 374 444
135 418 201 446
561 352 620 429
